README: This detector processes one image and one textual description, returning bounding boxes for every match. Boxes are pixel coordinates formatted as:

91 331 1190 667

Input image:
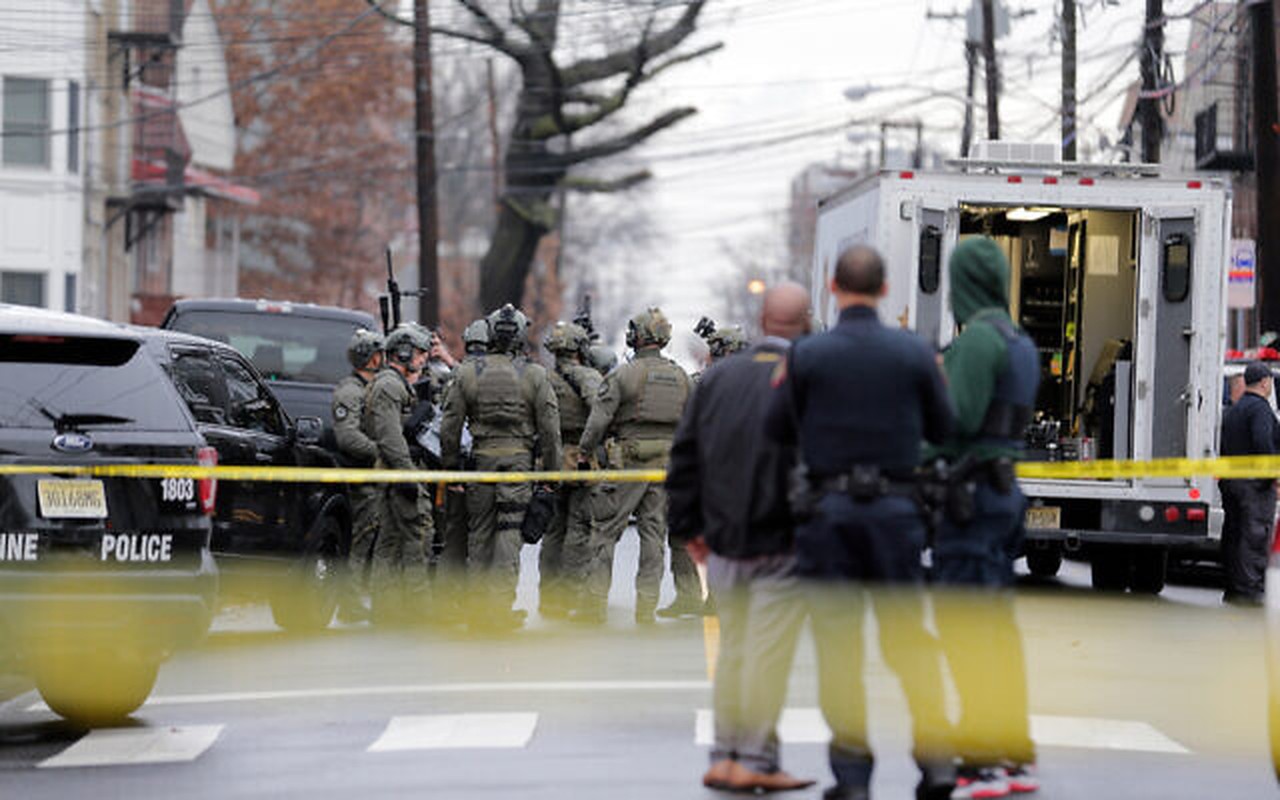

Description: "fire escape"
106 0 187 253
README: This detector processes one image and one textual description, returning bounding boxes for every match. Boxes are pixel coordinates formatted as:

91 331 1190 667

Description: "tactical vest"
468 354 535 442
551 362 591 440
976 314 1040 450
615 356 688 440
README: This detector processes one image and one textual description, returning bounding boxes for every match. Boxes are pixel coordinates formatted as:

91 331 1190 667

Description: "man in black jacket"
1219 361 1280 605
667 283 814 794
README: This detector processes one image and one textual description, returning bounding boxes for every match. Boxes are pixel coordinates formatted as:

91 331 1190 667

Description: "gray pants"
706 552 804 771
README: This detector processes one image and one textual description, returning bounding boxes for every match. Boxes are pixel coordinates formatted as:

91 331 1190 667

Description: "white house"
0 0 87 312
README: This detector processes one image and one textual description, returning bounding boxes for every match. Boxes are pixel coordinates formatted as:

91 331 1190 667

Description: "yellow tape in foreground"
0 455 1277 483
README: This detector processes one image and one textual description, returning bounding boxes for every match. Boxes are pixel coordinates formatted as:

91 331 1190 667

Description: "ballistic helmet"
625 306 672 349
707 325 748 360
586 344 618 375
463 318 489 353
347 328 385 369
487 304 530 353
385 324 433 365
544 321 590 356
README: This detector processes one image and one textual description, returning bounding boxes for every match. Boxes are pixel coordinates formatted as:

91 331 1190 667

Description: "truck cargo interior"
957 206 1140 462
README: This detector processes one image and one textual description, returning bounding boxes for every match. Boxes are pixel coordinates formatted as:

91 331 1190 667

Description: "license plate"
1025 506 1061 530
37 479 108 519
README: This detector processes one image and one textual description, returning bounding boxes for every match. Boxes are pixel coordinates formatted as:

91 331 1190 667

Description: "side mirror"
295 416 323 446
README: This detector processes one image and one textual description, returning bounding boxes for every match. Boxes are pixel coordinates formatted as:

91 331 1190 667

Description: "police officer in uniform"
932 237 1040 797
440 304 561 631
765 245 955 800
332 329 384 623
361 325 435 624
540 321 603 618
577 307 699 625
1220 361 1280 605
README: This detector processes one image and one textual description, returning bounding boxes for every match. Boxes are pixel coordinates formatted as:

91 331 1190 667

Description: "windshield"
0 335 190 431
168 310 367 385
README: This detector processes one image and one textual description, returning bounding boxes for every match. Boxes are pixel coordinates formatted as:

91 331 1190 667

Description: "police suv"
0 306 219 725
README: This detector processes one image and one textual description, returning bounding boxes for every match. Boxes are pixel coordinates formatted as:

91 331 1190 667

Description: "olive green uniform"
361 366 433 622
440 353 561 617
579 349 697 617
540 358 602 613
332 373 380 601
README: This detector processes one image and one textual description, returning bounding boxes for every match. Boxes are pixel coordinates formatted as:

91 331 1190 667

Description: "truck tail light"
1185 506 1206 523
197 446 218 515
1164 506 1181 523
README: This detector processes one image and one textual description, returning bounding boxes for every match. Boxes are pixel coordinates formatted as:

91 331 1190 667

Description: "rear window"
167 310 366 385
0 334 191 431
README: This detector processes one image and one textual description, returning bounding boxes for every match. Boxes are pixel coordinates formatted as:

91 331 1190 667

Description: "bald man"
666 283 814 793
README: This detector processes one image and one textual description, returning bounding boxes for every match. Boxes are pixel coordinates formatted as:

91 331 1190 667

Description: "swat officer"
332 329 385 623
1220 361 1280 605
765 245 955 800
932 237 1040 797
440 304 561 631
540 321 603 619
577 307 699 625
362 324 435 625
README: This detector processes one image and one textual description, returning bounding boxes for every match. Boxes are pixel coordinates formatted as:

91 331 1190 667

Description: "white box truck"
810 154 1232 593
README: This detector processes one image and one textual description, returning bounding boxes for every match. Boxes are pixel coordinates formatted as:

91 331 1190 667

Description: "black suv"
143 327 353 633
160 299 376 453
0 306 218 725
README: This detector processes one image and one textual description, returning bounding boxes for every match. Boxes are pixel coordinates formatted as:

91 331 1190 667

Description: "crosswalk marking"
367 713 539 752
37 725 223 769
694 709 1192 755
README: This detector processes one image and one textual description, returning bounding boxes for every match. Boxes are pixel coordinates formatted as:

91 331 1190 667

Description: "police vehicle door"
914 206 953 348
1141 213 1196 462
218 353 294 557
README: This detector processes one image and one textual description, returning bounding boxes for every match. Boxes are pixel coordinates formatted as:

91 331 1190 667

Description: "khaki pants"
370 483 432 623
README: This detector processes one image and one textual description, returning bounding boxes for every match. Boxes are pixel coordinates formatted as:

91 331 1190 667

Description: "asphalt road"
1 540 1276 799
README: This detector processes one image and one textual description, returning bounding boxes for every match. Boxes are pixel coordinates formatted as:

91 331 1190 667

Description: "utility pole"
1061 0 1077 160
413 0 439 328
962 40 979 157
1139 0 1163 164
1251 0 1280 333
981 0 1000 139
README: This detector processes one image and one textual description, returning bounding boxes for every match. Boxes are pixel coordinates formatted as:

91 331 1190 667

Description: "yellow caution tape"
0 456 1275 483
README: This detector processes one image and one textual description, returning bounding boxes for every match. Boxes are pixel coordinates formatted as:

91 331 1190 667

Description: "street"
0 536 1274 799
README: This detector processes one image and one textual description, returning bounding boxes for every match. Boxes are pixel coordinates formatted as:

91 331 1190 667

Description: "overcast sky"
609 0 1193 348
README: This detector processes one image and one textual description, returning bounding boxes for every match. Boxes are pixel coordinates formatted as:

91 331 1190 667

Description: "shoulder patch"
334 405 348 420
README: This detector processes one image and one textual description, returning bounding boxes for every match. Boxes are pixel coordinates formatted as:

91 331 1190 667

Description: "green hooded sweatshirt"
938 236 1022 461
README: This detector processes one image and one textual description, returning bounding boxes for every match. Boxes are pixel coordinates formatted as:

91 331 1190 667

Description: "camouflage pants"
370 483 433 623
465 450 532 615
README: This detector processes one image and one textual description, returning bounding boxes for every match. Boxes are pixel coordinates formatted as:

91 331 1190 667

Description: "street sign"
1228 238 1256 309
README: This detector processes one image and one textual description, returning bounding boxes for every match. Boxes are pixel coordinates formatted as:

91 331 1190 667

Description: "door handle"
254 453 274 464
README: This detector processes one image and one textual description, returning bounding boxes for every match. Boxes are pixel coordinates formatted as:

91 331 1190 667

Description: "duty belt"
811 465 920 502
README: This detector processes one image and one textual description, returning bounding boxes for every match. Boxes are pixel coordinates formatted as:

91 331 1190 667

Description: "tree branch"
456 0 512 47
562 170 652 193
363 0 409 26
559 106 696 166
561 0 708 87
642 42 723 82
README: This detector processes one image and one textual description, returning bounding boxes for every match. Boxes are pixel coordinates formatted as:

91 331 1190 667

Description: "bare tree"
714 215 806 335
368 0 720 310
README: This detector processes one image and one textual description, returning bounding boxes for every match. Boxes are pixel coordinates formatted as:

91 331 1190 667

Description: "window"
1162 233 1192 303
1 271 46 307
918 225 942 294
63 273 76 313
3 77 50 167
220 355 285 436
167 310 368 384
66 80 79 173
168 349 230 426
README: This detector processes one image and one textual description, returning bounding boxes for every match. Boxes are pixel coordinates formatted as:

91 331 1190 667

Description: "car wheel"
270 515 342 633
1090 548 1130 592
1128 549 1167 595
1025 547 1063 578
36 652 159 727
